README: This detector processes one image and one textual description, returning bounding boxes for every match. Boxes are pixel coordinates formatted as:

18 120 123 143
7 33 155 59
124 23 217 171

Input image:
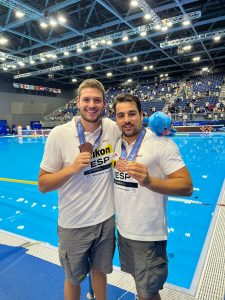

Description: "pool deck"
0 181 225 300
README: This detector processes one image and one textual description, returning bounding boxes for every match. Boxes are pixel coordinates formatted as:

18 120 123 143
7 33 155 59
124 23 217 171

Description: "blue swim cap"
148 111 172 136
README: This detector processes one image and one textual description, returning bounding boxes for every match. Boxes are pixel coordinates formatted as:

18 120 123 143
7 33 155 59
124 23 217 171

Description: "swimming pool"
0 133 224 291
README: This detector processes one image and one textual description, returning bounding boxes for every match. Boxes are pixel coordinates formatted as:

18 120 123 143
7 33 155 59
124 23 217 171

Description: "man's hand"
126 162 151 187
70 152 92 174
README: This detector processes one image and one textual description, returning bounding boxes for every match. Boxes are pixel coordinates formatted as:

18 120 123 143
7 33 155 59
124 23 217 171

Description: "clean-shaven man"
38 79 121 300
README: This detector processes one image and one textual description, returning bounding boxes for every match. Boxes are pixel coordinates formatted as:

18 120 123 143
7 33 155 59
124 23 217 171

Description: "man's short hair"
78 79 105 99
113 93 142 113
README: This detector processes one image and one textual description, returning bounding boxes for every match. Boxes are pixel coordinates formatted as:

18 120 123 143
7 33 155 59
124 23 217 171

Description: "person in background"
113 94 193 300
38 79 121 300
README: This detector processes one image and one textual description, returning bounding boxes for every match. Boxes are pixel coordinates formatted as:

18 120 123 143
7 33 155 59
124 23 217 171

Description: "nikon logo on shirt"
92 144 113 158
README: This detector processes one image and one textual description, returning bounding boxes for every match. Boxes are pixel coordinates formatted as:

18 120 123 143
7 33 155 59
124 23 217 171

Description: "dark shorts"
58 216 115 285
118 233 168 298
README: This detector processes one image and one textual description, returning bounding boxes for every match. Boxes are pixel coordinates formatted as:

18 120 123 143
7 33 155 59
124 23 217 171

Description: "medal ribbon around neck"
120 127 146 161
115 127 146 172
77 118 102 154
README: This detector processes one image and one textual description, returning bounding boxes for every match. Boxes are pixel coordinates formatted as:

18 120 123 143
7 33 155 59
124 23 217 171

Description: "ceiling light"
126 58 131 63
202 67 209 72
64 51 69 56
77 48 82 53
122 36 129 41
0 57 6 61
213 36 221 41
143 66 148 70
132 56 138 61
166 21 172 27
58 15 67 23
3 67 8 71
106 40 112 45
140 31 147 37
192 56 200 62
155 24 161 30
40 21 48 28
72 78 77 83
18 61 25 66
0 37 8 45
127 79 132 82
15 10 25 18
144 13 151 20
49 18 57 27
29 60 35 64
86 66 92 71
12 65 16 69
161 26 168 32
106 72 112 77
130 1 138 7
183 45 192 51
183 20 190 26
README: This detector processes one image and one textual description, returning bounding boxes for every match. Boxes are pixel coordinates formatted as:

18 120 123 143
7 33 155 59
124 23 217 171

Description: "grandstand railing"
172 112 225 122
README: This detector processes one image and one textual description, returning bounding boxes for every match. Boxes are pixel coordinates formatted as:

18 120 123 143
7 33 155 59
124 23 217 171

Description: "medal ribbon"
120 127 146 161
77 118 102 149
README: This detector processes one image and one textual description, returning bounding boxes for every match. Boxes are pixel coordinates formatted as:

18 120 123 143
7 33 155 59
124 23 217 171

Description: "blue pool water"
0 133 224 290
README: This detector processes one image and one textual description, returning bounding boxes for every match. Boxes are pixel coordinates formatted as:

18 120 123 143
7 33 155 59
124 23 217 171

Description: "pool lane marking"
0 179 224 207
0 178 38 185
168 197 225 207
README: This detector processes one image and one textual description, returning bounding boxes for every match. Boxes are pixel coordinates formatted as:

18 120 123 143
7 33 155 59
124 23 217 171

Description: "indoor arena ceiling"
0 0 225 87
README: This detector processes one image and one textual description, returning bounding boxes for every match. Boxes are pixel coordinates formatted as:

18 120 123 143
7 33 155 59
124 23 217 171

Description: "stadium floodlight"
160 28 225 48
140 31 147 37
0 36 8 45
138 0 161 24
192 56 200 62
183 20 190 26
130 0 138 7
0 11 201 70
213 36 221 41
57 15 67 23
86 65 93 71
0 0 41 19
15 10 25 18
13 65 64 79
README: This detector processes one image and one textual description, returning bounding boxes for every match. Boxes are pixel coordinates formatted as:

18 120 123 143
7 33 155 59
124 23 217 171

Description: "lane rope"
0 178 38 185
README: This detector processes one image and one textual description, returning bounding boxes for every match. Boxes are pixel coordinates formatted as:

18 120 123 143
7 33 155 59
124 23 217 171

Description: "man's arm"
38 152 91 193
126 163 193 196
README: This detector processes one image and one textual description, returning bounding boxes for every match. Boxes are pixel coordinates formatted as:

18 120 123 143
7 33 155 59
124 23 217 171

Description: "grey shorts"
118 233 168 298
58 216 115 285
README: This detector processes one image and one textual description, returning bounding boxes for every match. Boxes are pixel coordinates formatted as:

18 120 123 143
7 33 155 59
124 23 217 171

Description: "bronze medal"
79 142 93 154
115 158 128 172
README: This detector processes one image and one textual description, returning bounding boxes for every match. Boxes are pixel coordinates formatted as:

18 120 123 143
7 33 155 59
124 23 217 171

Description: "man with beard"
113 94 193 300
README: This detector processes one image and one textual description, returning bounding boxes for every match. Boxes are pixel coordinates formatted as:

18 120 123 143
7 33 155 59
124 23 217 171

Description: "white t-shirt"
113 129 185 241
41 117 121 228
